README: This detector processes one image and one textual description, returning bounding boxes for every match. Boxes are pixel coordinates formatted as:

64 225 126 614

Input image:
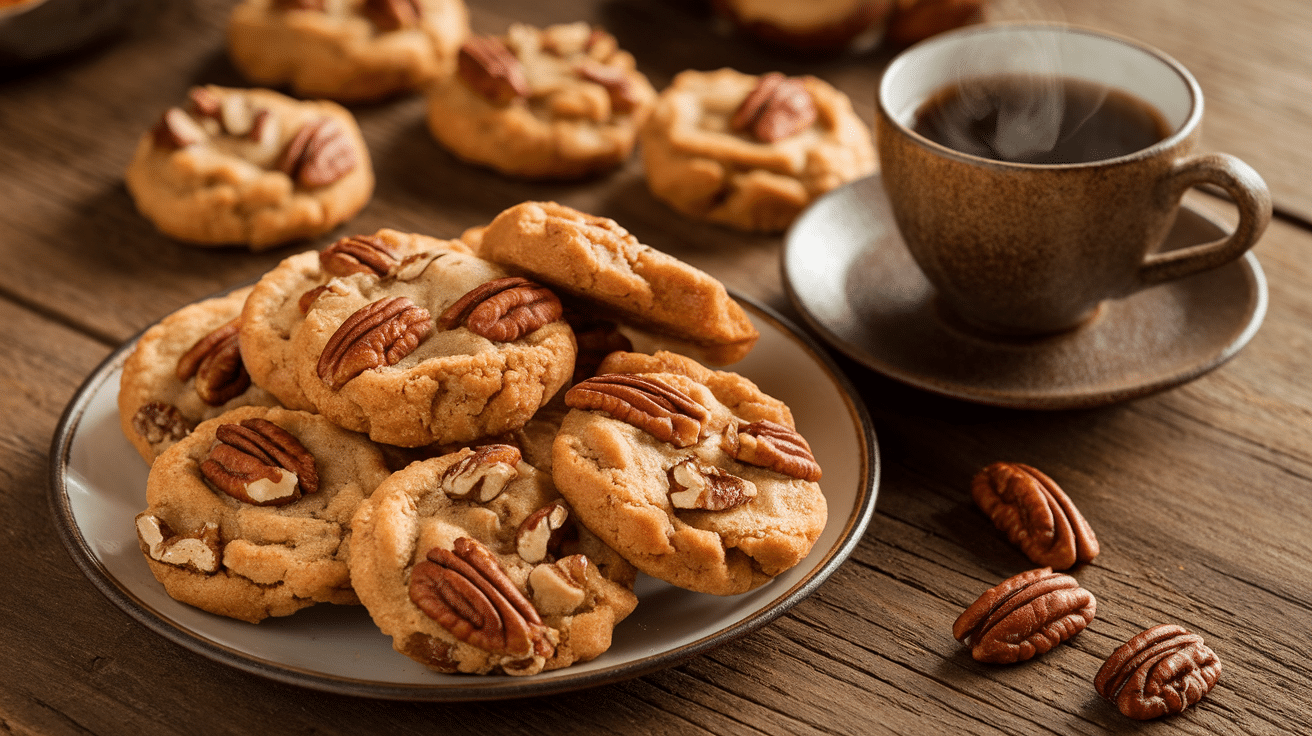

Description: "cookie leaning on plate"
551 350 828 595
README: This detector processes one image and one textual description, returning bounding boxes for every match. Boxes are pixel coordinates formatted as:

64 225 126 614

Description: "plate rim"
47 289 879 701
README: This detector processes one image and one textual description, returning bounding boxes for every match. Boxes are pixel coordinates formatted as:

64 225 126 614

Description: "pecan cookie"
134 405 391 623
425 22 657 179
349 444 638 675
124 85 373 250
477 201 759 366
118 286 282 465
227 0 469 103
551 350 828 595
639 68 875 232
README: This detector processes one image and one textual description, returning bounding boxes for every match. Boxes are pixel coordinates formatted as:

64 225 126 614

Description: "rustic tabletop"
3 0 1311 733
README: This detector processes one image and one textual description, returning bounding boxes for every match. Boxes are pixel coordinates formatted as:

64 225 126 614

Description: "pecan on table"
409 537 554 659
175 318 251 406
437 277 563 342
363 0 421 32
320 234 403 278
1095 624 1222 720
723 419 822 482
668 457 757 511
457 35 530 104
952 567 1096 664
200 418 319 506
277 117 358 188
565 374 710 448
731 72 817 143
971 462 1099 570
440 444 523 503
316 296 433 389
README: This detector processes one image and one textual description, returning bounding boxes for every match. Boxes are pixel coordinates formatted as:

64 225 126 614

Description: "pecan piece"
441 444 522 503
731 72 817 143
668 457 757 511
187 87 222 119
952 567 1096 664
972 462 1099 570
457 35 530 104
131 401 193 446
277 117 358 188
565 374 709 448
575 61 641 114
176 319 250 406
723 420 822 481
529 554 590 615
200 418 319 506
515 501 574 563
152 107 206 149
409 537 554 659
437 277 563 342
135 514 221 574
1095 624 1222 720
316 296 433 389
363 0 421 31
320 234 403 278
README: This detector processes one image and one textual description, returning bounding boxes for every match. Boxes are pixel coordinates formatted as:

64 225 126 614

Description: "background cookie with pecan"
124 85 374 250
118 286 282 465
425 22 657 179
639 67 875 232
349 444 638 676
134 405 392 623
551 350 828 595
227 0 469 103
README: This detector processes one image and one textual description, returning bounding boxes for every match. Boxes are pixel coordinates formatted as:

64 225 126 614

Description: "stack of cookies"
120 201 829 677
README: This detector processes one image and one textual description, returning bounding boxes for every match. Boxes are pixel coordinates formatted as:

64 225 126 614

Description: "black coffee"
911 74 1172 164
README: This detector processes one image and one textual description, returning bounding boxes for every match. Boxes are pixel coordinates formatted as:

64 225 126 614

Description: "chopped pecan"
723 420 822 481
277 117 358 188
516 501 574 563
409 537 555 659
363 0 421 32
135 513 221 574
298 284 329 314
399 632 460 672
152 107 206 149
952 567 1097 664
175 319 250 406
457 35 530 104
731 72 817 143
187 87 222 119
440 444 522 503
972 462 1100 570
320 235 403 278
437 277 563 342
565 374 709 448
248 108 279 147
219 94 255 137
316 296 433 389
1095 624 1222 720
668 457 757 511
575 61 641 114
200 418 319 506
528 554 590 615
131 401 193 446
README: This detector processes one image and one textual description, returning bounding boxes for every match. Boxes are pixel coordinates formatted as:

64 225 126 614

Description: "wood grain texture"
1 0 1310 734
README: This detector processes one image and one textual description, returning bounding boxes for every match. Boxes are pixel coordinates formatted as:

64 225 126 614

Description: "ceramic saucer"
783 174 1267 410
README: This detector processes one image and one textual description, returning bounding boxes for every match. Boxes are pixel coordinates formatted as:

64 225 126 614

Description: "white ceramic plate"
49 293 878 701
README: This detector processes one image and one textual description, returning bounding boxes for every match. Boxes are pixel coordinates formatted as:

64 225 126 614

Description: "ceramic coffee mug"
876 23 1271 335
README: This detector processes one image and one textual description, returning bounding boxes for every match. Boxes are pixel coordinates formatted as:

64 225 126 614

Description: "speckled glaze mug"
876 23 1271 336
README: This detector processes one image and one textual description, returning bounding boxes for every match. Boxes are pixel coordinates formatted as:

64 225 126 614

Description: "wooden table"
3 0 1310 732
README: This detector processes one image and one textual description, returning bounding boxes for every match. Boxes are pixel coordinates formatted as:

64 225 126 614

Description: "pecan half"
731 72 817 143
135 513 221 574
437 277 563 342
565 374 709 448
575 61 641 114
316 296 433 389
320 235 403 278
363 0 421 32
723 420 822 482
516 501 574 563
457 35 530 104
131 401 193 446
952 567 1097 664
972 462 1100 570
409 537 554 659
176 319 250 406
1095 624 1222 720
152 107 206 149
277 117 358 188
200 418 319 506
440 444 522 503
668 457 757 511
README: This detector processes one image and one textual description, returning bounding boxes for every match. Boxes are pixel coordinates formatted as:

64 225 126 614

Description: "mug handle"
1137 153 1272 287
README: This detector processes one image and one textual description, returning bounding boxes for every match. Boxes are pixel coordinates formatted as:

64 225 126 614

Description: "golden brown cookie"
425 22 657 179
227 0 469 103
349 444 638 675
713 0 893 53
118 286 282 465
134 405 391 623
125 85 373 250
477 201 759 366
639 68 875 232
551 351 828 595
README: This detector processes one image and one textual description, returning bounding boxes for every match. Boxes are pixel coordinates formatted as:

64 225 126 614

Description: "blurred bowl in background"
0 0 142 66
